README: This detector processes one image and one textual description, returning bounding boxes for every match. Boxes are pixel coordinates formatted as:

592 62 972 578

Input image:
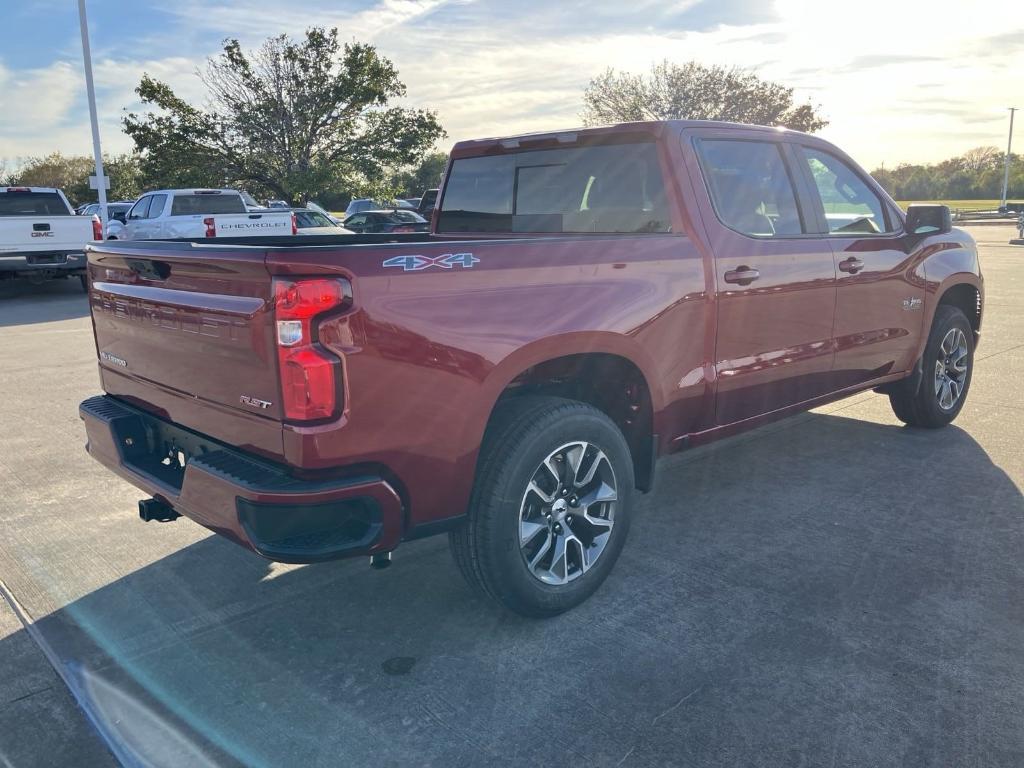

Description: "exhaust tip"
138 498 180 523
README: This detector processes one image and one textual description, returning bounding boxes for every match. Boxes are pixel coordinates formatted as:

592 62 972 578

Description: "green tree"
124 28 444 205
389 151 447 198
11 152 144 206
582 61 827 132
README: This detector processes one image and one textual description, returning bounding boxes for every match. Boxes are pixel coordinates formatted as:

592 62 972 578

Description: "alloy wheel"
518 441 618 585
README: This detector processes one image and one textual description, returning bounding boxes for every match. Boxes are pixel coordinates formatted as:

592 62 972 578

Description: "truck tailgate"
0 216 94 253
88 242 284 436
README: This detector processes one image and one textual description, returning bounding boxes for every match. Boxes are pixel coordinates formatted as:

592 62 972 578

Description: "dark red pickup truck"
80 120 983 616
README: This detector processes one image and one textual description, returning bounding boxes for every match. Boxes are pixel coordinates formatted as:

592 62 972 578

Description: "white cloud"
1 0 1021 171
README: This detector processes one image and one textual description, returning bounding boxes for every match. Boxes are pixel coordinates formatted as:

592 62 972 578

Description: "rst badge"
382 252 479 272
240 395 273 410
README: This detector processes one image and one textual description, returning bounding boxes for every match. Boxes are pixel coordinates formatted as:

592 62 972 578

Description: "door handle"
723 266 760 286
838 257 865 274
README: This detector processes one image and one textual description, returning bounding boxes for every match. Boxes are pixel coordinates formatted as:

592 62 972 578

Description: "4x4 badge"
382 252 479 271
902 297 923 311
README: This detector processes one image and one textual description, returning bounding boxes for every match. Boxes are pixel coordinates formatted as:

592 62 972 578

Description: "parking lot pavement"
0 227 1021 767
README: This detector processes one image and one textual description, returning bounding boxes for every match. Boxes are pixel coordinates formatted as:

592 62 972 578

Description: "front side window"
128 196 152 220
801 148 892 235
696 139 804 237
437 142 671 234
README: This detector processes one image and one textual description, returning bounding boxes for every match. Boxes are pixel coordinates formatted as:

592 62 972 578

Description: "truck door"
791 145 923 389
123 195 152 239
688 135 838 425
144 193 169 239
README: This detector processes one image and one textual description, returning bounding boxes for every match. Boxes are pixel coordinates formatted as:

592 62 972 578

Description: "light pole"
77 0 107 233
1001 107 1017 210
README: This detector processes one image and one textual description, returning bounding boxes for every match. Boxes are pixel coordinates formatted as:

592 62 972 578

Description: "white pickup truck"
105 189 295 240
0 186 99 289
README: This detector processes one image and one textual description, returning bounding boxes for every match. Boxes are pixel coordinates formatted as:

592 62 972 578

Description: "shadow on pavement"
0 278 89 327
5 413 1024 767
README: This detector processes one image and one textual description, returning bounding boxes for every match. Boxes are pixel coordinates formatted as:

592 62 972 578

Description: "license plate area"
112 409 227 493
27 252 67 265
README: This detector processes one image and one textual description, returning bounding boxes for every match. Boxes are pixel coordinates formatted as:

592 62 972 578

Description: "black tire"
889 304 974 428
79 274 89 292
450 396 634 617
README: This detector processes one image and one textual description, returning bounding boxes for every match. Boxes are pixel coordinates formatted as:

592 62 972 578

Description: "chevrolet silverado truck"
1 187 100 288
104 189 295 240
79 121 983 617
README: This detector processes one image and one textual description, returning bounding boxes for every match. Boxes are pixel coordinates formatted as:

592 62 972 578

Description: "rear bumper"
79 395 404 563
0 250 87 273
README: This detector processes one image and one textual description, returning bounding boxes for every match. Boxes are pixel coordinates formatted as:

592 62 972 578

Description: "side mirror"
905 204 951 236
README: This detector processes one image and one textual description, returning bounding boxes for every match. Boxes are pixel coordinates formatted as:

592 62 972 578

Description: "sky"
0 0 1020 174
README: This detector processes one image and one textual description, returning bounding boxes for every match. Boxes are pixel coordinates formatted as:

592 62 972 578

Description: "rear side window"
800 148 893 234
437 142 671 234
0 191 70 216
170 194 247 216
696 139 804 237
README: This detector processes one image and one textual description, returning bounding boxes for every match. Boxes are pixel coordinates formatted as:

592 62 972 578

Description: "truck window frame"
691 135 824 241
789 144 903 238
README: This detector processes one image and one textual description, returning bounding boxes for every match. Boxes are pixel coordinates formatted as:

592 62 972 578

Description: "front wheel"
450 396 634 617
889 304 974 428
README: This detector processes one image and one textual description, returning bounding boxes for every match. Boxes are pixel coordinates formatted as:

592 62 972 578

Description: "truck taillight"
291 212 298 235
273 278 351 421
203 217 216 238
91 215 102 241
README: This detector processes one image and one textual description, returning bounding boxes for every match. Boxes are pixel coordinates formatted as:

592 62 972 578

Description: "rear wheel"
79 274 89 292
889 304 974 428
450 396 633 617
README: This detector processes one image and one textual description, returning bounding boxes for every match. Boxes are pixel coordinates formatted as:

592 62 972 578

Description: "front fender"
914 228 983 359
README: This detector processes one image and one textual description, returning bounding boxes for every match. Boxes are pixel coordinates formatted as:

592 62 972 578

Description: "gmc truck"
79 121 983 617
1 187 100 288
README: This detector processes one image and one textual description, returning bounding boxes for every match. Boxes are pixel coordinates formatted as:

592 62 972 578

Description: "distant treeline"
871 146 1022 201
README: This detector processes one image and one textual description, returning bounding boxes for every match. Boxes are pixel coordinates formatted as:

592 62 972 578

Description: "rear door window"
437 142 671 234
0 191 70 216
696 139 805 237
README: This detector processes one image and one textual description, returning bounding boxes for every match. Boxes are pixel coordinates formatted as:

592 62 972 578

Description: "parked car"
267 200 290 208
0 186 99 289
403 197 422 209
79 120 982 618
79 201 134 224
344 198 416 216
293 208 353 235
417 188 438 218
105 189 295 240
342 209 429 233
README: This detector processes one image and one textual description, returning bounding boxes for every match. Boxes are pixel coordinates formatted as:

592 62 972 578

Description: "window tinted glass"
170 194 247 216
697 139 803 237
128 196 152 219
438 142 671 234
801 148 891 234
0 192 70 216
392 210 426 223
146 194 167 219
